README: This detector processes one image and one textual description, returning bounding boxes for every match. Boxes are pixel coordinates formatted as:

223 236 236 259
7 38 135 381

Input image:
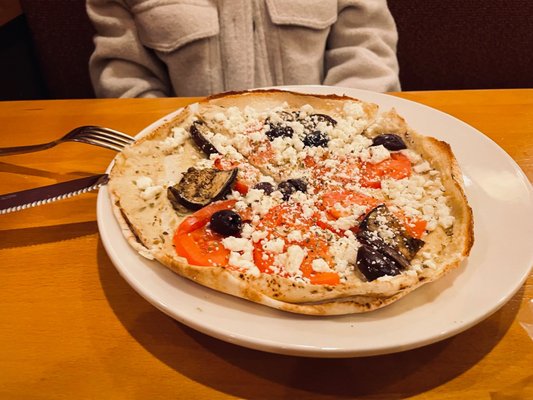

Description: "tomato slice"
258 204 314 231
174 225 230 267
405 218 427 239
234 180 249 195
213 157 257 196
247 142 275 167
315 212 345 236
395 212 427 239
213 157 239 171
320 190 381 219
313 190 381 235
253 237 340 285
252 244 275 274
308 155 360 191
309 272 341 286
177 200 237 235
174 200 238 266
298 237 331 275
360 153 412 188
253 206 341 285
299 236 340 286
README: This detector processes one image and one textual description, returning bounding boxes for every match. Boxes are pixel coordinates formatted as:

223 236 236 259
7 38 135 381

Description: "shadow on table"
0 161 92 180
97 240 523 399
0 221 98 249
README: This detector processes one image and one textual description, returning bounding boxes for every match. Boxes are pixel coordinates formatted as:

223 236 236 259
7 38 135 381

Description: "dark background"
1 0 532 100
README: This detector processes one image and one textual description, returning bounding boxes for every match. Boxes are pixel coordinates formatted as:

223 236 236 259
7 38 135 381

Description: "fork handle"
0 141 57 156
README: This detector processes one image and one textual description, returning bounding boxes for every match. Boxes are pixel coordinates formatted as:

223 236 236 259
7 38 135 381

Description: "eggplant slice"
360 205 424 260
356 205 425 281
168 167 238 211
356 244 403 282
190 120 219 156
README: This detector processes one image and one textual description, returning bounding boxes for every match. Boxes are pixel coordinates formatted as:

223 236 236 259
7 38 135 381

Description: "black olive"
356 244 402 281
210 210 243 237
278 178 307 200
265 112 297 140
303 130 329 148
287 178 307 192
253 181 275 195
371 134 407 151
277 181 297 200
278 111 298 122
300 113 337 130
266 124 293 140
308 113 337 127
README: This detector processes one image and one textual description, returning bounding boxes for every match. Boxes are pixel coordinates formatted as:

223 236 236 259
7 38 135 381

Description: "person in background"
87 0 400 98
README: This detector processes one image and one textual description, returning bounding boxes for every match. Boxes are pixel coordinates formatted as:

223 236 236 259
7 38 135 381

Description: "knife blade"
0 174 109 214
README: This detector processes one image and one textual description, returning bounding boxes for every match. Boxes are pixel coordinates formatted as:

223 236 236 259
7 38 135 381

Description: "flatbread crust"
108 89 474 315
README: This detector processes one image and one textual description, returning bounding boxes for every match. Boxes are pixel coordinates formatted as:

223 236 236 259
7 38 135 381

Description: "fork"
0 125 135 156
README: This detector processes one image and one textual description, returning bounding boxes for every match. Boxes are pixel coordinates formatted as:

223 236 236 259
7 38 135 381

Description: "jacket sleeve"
323 0 401 92
87 0 171 98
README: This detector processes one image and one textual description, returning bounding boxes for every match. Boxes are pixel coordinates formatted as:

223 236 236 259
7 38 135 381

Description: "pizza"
108 89 474 315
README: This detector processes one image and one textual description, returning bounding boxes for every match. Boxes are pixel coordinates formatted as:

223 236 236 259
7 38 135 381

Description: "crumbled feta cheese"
222 237 253 253
252 195 276 216
262 238 285 253
376 275 394 282
287 230 303 242
427 219 438 231
241 224 254 239
331 215 357 231
161 126 189 151
228 251 255 269
368 145 391 164
330 234 360 273
358 147 371 162
249 131 265 142
302 204 314 218
251 230 268 243
300 104 314 115
234 201 247 211
247 266 261 276
284 245 307 274
245 188 264 204
382 173 452 233
439 215 455 229
343 101 364 118
140 185 163 200
167 103 456 282
213 112 225 122
312 258 332 272
400 149 422 164
422 204 435 216
414 161 432 174
135 176 153 190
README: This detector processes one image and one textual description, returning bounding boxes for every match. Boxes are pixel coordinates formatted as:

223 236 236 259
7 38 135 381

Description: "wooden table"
1 90 532 399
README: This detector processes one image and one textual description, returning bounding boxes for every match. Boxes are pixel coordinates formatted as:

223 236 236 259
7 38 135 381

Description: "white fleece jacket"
87 0 401 97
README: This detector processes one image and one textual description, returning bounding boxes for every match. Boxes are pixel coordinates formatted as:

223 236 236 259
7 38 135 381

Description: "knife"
0 174 109 214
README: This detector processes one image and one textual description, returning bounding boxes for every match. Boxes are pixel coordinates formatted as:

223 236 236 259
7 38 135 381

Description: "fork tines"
75 126 135 151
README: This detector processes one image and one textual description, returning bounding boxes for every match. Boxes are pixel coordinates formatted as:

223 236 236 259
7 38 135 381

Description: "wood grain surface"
0 90 532 399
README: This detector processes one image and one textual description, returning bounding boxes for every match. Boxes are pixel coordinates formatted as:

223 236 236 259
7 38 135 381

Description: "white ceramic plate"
97 86 533 357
